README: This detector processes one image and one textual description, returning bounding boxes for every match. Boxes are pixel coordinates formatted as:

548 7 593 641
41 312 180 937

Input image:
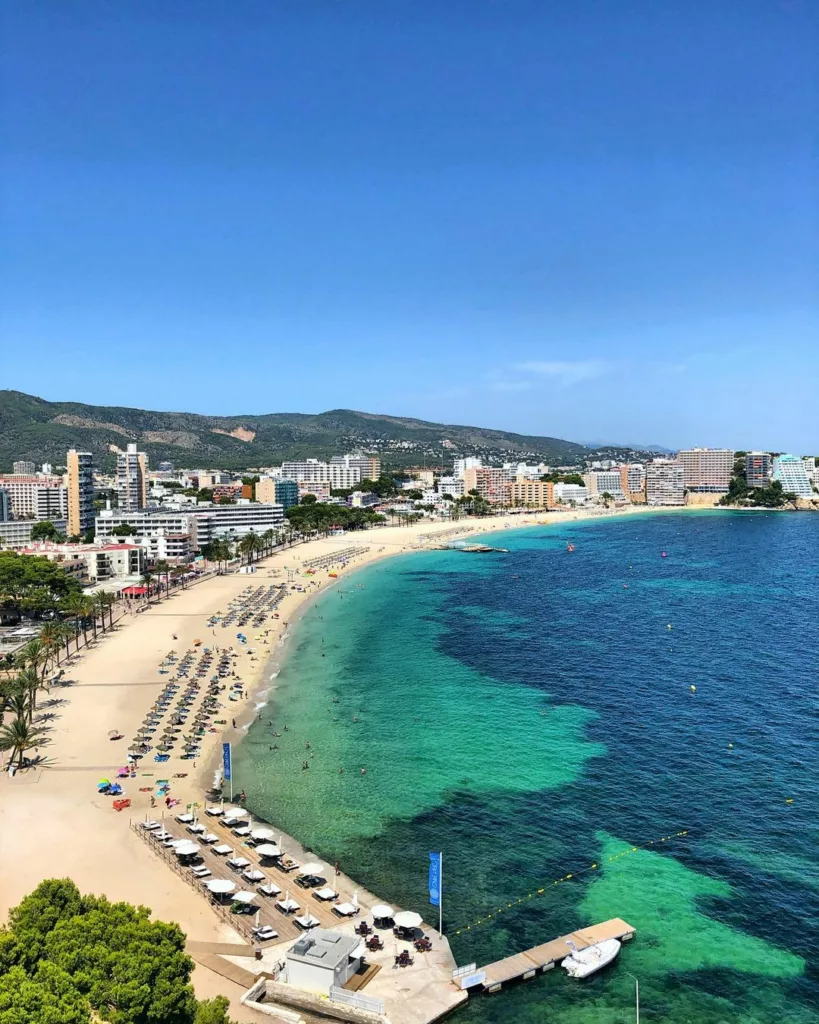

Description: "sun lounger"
275 898 300 914
258 883 282 897
242 869 266 883
205 806 223 815
227 856 251 869
140 820 160 830
333 902 359 918
313 887 339 902
203 833 219 844
252 925 278 941
213 844 232 855
191 866 211 878
175 813 195 823
187 823 206 834
231 825 251 837
295 914 320 930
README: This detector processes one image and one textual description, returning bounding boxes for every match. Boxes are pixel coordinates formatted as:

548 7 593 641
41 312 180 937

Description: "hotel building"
66 450 95 536
0 519 68 547
0 489 9 522
12 461 36 475
453 457 482 478
677 448 734 493
506 478 554 508
646 461 685 505
461 466 507 504
584 470 624 498
95 502 284 549
745 452 772 489
116 443 149 512
772 455 813 498
0 474 68 520
620 464 646 500
553 482 588 504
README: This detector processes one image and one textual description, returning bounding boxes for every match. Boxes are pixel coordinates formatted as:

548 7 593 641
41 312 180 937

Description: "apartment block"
116 443 149 512
584 470 624 497
461 466 506 504
553 483 588 504
620 464 646 500
506 478 554 508
13 461 36 475
437 476 465 498
0 489 9 522
0 519 68 547
282 460 329 483
646 461 685 505
745 452 772 489
453 457 482 478
0 475 68 520
677 448 734 493
772 455 813 498
66 450 95 536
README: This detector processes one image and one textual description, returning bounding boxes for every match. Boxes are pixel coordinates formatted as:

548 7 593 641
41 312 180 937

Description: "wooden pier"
474 917 635 993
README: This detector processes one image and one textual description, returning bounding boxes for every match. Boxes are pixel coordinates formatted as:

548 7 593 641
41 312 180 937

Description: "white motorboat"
562 938 621 978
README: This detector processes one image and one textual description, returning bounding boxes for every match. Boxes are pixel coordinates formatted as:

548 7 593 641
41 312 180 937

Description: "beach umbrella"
301 862 324 877
174 841 201 857
206 879 237 894
371 904 393 920
108 729 122 739
97 778 110 786
255 844 281 858
250 828 275 841
352 890 359 908
232 890 256 905
222 807 247 818
393 911 422 930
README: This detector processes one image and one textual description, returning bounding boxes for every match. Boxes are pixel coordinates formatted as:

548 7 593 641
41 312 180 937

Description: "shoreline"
0 503 718 1018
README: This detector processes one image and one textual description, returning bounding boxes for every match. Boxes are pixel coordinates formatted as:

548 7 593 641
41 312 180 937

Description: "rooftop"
287 929 360 971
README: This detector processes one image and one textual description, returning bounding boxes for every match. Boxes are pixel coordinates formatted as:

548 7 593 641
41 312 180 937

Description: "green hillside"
0 390 596 471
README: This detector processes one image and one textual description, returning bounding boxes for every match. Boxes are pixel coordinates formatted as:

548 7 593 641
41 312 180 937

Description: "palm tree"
154 560 170 601
0 676 28 727
262 529 276 557
17 666 46 723
63 594 94 647
601 491 613 509
0 715 47 769
141 570 154 604
14 638 51 683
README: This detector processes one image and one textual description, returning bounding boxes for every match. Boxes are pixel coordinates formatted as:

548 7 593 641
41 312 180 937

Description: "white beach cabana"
313 886 338 902
227 856 251 869
333 902 358 917
242 868 266 883
213 844 233 855
174 841 201 858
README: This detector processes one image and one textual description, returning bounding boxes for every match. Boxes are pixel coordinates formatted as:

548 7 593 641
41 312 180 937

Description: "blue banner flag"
222 742 232 781
428 851 442 907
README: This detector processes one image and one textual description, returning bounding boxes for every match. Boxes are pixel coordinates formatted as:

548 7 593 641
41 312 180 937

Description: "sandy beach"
0 504 668 1018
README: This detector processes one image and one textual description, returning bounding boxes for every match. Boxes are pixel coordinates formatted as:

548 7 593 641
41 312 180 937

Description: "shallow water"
236 512 819 1023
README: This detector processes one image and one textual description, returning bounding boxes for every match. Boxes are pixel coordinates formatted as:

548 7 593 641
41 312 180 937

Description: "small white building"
285 929 363 996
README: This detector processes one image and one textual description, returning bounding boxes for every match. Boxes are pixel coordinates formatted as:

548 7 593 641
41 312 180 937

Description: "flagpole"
439 852 443 939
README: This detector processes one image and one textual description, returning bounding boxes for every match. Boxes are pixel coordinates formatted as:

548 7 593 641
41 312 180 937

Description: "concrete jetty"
474 917 635 993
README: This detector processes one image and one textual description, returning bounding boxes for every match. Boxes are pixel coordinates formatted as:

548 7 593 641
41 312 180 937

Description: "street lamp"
624 971 639 1024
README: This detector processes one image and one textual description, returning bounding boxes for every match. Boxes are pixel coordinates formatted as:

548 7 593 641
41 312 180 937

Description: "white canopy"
255 843 281 858
371 904 393 919
315 887 337 900
334 902 357 917
232 890 257 905
300 861 324 876
174 841 201 857
205 879 236 894
222 807 248 819
250 828 275 841
393 911 423 929
243 869 265 882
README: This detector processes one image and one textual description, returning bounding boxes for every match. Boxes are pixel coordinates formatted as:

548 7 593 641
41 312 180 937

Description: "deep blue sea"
236 511 819 1023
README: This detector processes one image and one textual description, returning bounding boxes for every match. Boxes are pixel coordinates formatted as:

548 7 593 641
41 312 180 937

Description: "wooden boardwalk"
478 917 635 993
132 809 387 947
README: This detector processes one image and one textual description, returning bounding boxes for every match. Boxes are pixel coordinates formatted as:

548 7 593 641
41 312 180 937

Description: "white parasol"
371 904 394 919
255 843 281 858
174 841 201 857
250 828 275 841
205 879 236 894
393 911 422 929
300 861 324 876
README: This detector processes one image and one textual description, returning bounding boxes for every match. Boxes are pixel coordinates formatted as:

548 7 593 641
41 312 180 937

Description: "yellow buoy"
667 624 672 630
728 742 733 749
785 798 794 804
690 685 696 692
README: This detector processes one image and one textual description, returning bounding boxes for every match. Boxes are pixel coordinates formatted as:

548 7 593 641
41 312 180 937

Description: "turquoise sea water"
235 512 819 1023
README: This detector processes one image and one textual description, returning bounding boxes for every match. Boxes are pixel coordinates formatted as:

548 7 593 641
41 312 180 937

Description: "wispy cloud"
489 380 534 393
513 359 610 385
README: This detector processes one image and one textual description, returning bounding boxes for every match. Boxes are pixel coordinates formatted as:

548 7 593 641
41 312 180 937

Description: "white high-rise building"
646 461 685 505
453 457 482 478
116 443 149 512
772 455 813 498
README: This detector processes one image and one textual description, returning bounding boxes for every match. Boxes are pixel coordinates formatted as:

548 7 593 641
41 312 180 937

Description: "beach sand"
0 506 663 1017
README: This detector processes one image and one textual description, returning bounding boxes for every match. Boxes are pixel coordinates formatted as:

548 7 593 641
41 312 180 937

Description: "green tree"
0 715 46 769
0 879 236 1024
300 494 318 505
30 522 62 543
601 491 613 508
0 552 83 618
111 524 135 538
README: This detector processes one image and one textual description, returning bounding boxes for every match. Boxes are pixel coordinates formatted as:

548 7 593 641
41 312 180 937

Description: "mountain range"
0 391 654 472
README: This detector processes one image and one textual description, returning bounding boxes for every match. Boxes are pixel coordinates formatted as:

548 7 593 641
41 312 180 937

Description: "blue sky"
2 1 817 451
